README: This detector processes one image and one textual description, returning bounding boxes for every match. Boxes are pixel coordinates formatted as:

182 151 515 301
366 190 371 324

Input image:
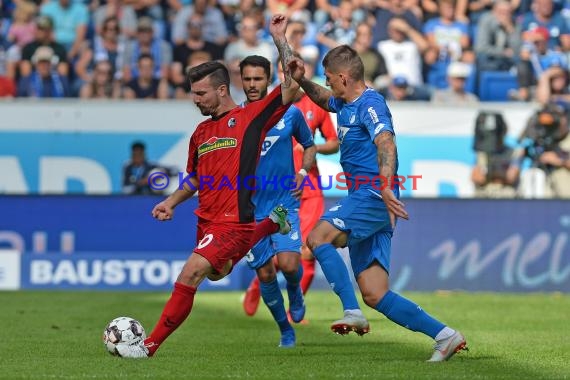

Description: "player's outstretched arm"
269 14 300 104
298 77 332 112
151 176 199 221
374 131 409 227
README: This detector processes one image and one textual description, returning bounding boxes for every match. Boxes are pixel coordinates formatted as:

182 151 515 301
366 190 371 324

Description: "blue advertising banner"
0 196 568 292
20 253 252 291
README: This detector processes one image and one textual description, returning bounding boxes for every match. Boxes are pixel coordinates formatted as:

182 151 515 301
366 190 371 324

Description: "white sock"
435 327 456 342
344 309 363 317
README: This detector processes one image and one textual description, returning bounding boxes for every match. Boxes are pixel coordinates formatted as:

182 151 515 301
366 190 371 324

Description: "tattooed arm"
269 14 300 104
374 131 409 227
298 77 333 112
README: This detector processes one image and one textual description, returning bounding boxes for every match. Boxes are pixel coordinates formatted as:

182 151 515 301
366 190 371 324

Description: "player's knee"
257 270 276 283
257 264 276 283
361 289 389 309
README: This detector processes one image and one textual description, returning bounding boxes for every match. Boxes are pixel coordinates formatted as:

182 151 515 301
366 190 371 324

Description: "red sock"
250 218 279 245
144 282 196 356
300 259 315 295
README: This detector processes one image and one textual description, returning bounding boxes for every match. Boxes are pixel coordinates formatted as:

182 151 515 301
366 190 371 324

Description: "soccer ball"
102 316 146 356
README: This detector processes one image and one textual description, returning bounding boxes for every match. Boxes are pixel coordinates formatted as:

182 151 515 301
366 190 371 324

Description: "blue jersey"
253 105 314 218
328 88 398 193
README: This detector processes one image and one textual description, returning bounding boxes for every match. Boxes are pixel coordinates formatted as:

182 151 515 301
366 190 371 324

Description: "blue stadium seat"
479 71 519 101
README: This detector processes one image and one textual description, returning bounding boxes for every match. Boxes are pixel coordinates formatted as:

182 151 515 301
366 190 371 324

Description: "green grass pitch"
1 291 568 379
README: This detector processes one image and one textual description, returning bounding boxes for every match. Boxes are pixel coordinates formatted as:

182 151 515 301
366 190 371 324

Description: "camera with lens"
520 103 568 165
473 111 512 182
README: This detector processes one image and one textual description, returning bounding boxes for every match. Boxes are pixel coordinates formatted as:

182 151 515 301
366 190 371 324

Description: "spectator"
352 22 388 90
285 19 319 67
377 17 428 88
173 50 212 99
170 13 224 89
0 32 16 95
423 0 473 87
0 16 18 84
385 75 432 101
122 141 160 195
7 1 37 50
471 111 520 198
372 0 423 45
266 0 312 24
314 0 366 30
431 61 479 103
79 59 121 99
92 0 137 39
122 16 172 83
514 26 568 101
226 57 247 105
171 0 228 47
518 0 570 51
536 66 570 106
20 15 68 78
40 0 88 60
454 0 509 25
316 0 358 50
475 0 521 71
123 53 169 99
74 16 127 95
224 13 275 64
17 45 70 98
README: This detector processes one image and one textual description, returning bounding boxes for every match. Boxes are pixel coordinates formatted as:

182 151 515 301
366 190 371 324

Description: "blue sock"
260 278 291 333
375 290 445 339
283 265 303 293
313 243 360 311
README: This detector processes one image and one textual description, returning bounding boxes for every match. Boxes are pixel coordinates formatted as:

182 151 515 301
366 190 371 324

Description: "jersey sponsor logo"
260 136 279 156
275 118 286 130
197 137 237 157
227 118 236 128
197 233 214 249
374 123 386 135
368 107 379 124
337 126 349 144
245 250 255 263
329 205 342 211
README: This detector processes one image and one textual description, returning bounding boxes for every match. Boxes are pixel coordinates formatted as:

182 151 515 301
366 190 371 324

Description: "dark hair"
131 141 146 151
239 55 271 80
187 61 230 89
322 45 364 81
138 53 153 63
103 16 120 32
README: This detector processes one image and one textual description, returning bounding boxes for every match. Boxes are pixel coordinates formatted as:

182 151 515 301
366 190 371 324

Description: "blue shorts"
245 211 302 270
320 188 394 277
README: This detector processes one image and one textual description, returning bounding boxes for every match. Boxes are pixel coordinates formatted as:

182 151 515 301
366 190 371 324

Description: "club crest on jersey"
198 137 237 157
306 110 314 121
349 113 356 124
275 118 286 130
227 118 236 128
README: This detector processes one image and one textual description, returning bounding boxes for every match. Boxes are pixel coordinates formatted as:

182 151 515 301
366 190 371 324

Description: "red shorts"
299 196 324 245
194 219 255 273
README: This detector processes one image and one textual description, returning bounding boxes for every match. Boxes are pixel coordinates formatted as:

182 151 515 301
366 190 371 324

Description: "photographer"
519 103 570 198
471 111 520 198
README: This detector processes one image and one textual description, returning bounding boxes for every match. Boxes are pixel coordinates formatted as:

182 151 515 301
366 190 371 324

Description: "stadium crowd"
1 0 570 103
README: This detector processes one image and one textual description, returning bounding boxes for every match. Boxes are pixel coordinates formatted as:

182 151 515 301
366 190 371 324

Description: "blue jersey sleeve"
291 107 315 148
359 97 394 141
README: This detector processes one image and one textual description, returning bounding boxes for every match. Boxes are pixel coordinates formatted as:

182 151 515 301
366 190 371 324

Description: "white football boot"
427 331 468 362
